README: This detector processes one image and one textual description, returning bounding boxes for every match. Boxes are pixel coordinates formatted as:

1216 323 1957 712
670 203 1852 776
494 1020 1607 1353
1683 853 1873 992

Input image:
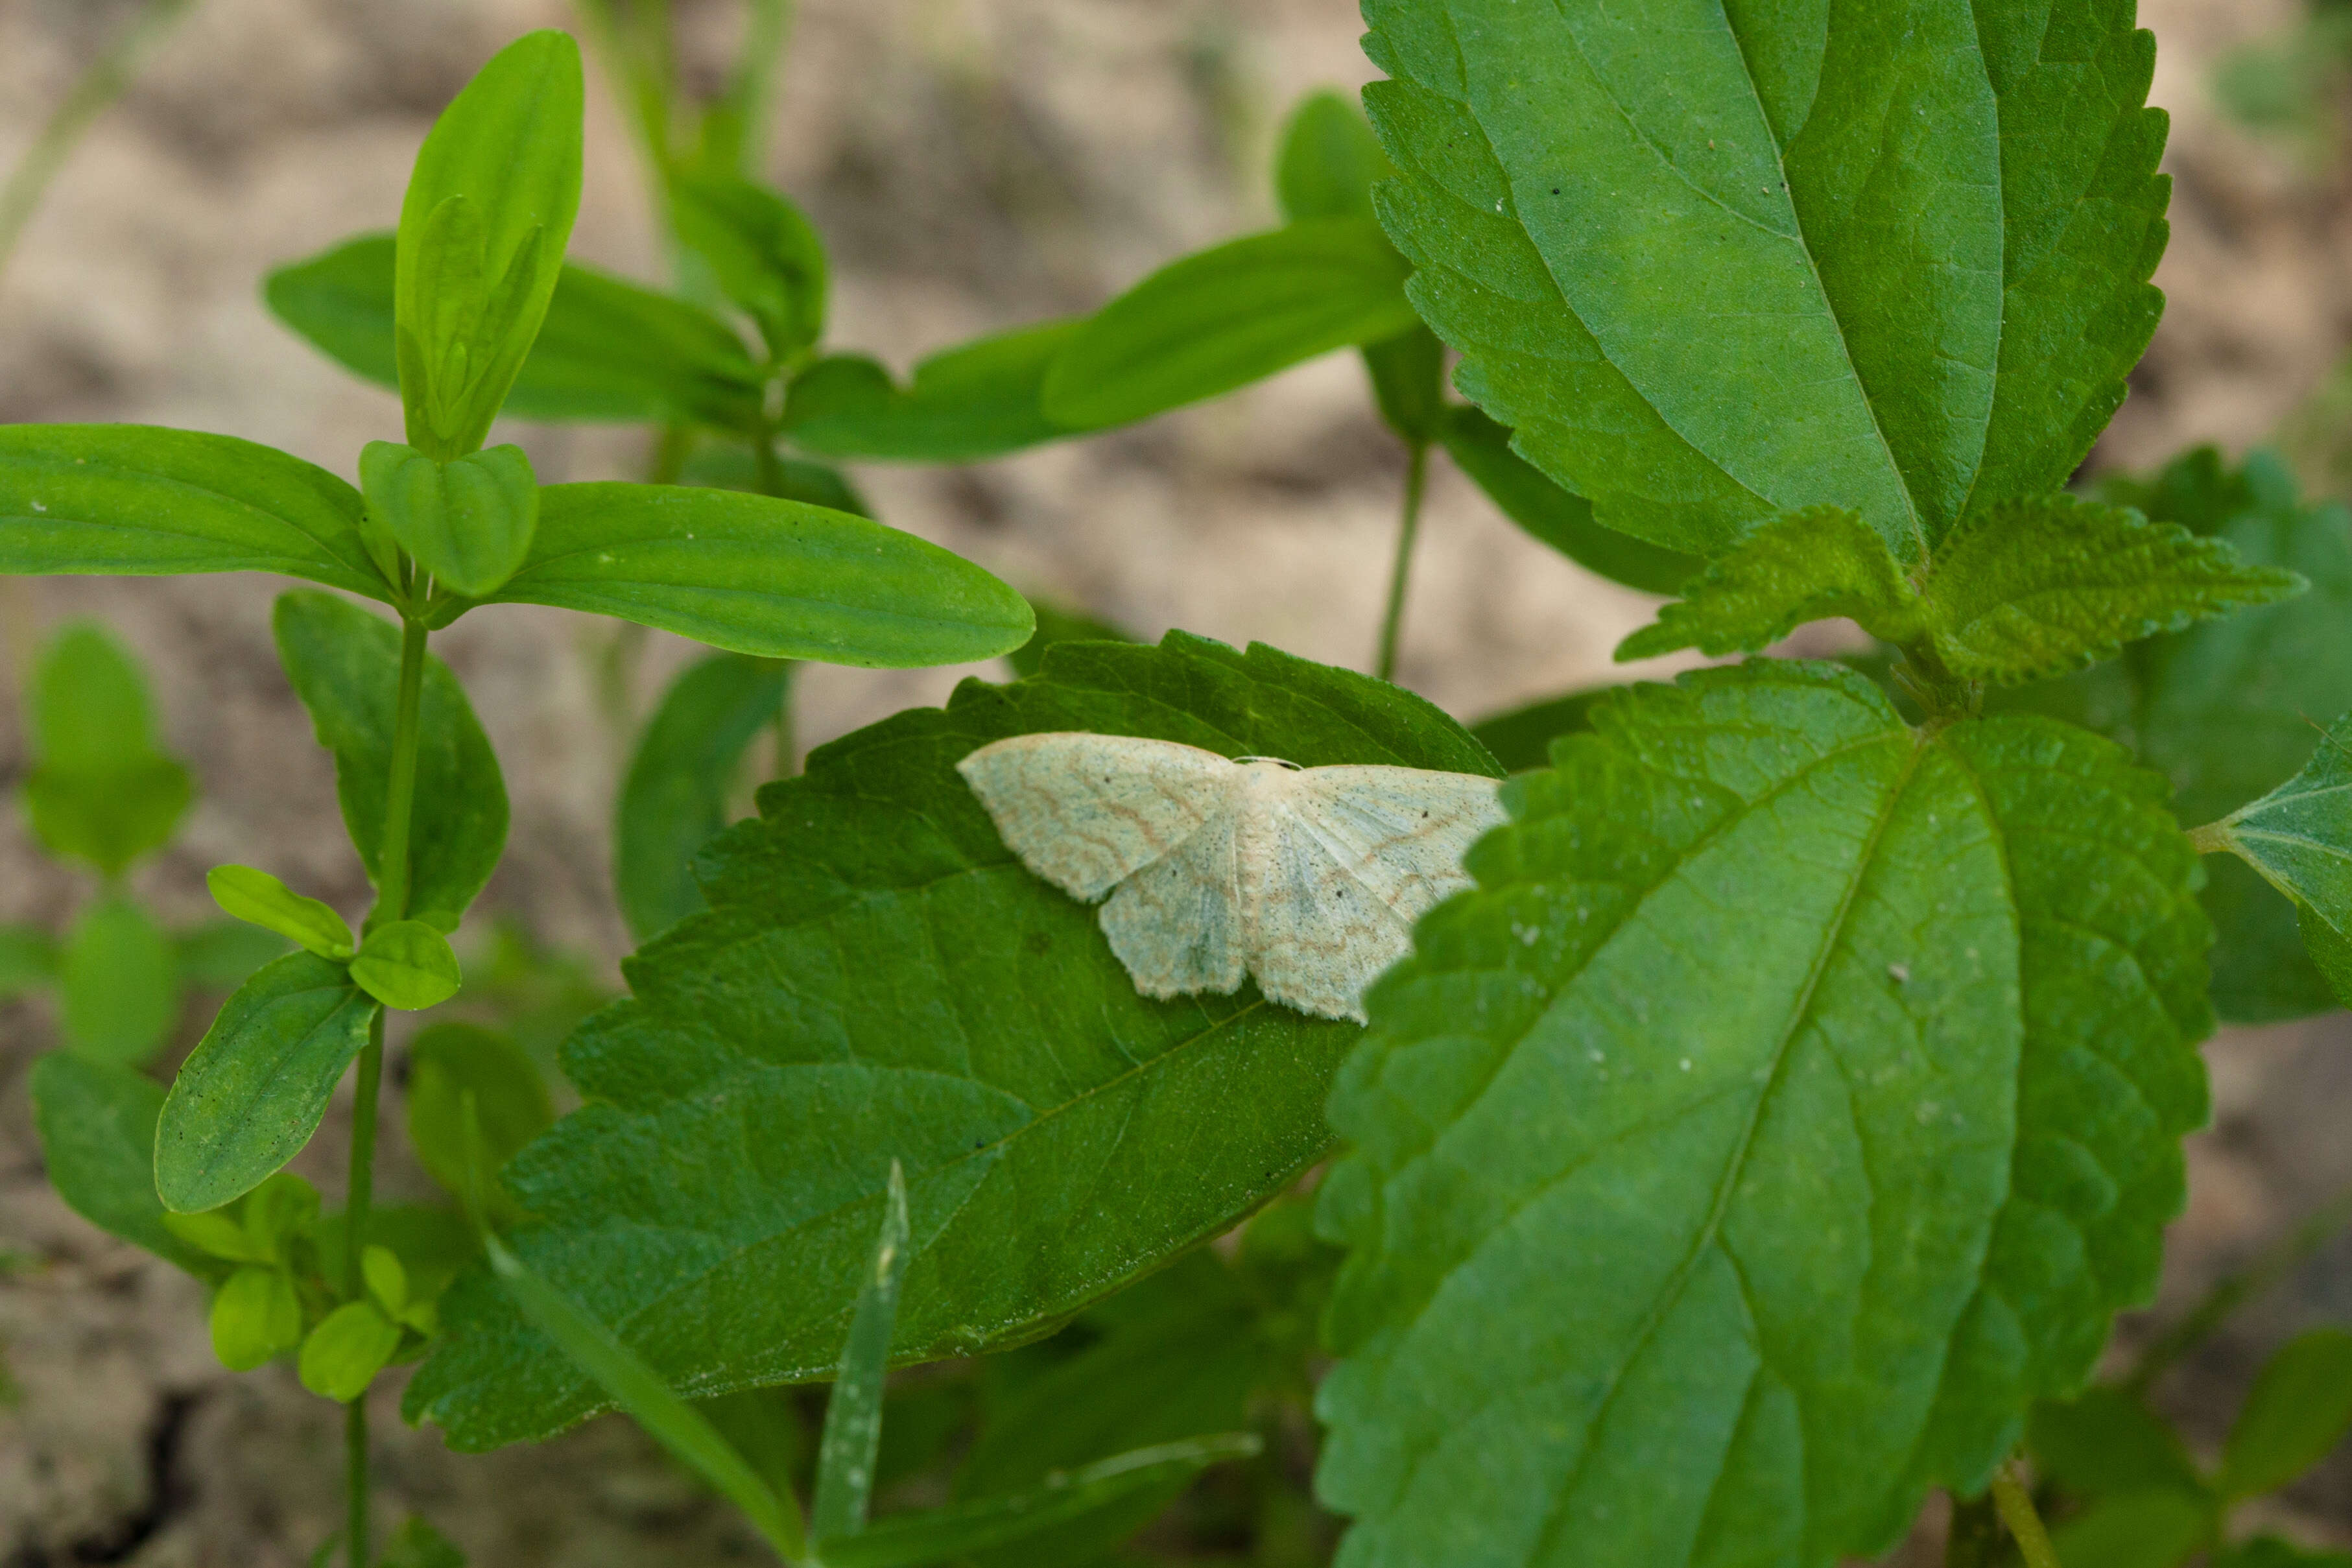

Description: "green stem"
2123 1176 2352 1397
1375 441 1430 685
0 0 195 281
1991 1462 2061 1568
2185 820 2236 858
345 1396 370 1568
753 425 785 499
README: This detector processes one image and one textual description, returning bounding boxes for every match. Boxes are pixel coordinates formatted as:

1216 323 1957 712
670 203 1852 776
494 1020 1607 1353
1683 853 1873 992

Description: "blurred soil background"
0 0 2348 1562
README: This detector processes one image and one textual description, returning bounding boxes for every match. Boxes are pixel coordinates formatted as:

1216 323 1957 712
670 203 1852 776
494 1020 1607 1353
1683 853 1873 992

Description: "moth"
958 732 1507 1022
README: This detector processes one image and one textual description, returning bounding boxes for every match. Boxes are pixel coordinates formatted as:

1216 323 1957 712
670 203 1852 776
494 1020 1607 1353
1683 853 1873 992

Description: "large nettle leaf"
408 634 1500 1449
1317 661 2211 1568
1362 0 2169 558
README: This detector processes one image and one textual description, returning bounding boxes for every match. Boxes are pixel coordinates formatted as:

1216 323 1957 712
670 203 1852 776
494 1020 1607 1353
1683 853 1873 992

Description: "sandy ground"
0 0 2349 1561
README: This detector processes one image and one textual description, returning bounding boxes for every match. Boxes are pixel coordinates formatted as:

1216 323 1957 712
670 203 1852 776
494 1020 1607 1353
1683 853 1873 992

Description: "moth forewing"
956 732 1231 900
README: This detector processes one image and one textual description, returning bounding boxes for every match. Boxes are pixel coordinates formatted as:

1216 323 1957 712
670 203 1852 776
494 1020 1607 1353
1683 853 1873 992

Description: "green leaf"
174 921 293 992
0 923 56 1001
813 1159 910 1543
2213 1538 2352 1568
265 233 765 429
781 322 1082 463
2049 1490 2216 1568
273 591 508 928
403 1022 553 1204
359 442 538 599
2200 711 2352 1010
1467 687 1608 775
615 652 790 944
58 896 178 1065
29 1053 217 1275
351 920 463 1011
677 444 870 515
156 953 380 1213
2217 1328 2352 1499
1436 409 1696 596
394 30 585 458
407 633 1498 1450
1317 660 2211 1568
380 1516 468 1568
1277 89 1390 224
207 864 355 962
2006 449 2352 1021
365 1244 410 1316
1006 600 1134 681
1363 327 1448 447
1925 495 2305 685
818 1435 1263 1568
21 623 191 876
2028 1387 2205 1498
1617 507 1921 661
483 1232 807 1560
671 172 827 361
464 482 1035 667
211 1264 305 1372
1361 0 2169 558
301 1299 406 1402
1041 219 1418 429
0 425 387 598
163 1208 274 1265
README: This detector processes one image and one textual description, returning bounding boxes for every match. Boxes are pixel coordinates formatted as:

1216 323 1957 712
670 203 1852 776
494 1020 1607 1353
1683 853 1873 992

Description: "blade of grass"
811 1158 909 1542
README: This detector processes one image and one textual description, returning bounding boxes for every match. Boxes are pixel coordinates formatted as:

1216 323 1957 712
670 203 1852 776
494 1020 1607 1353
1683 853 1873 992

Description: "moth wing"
957 732 1233 901
1099 805 1248 1000
1243 768 1506 1023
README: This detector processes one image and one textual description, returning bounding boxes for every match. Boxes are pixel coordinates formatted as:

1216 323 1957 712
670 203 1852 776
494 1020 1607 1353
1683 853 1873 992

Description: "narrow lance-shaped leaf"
1041 218 1420 430
813 1159 911 1544
670 172 828 362
407 634 1499 1450
2196 708 2352 1008
1360 0 2169 558
615 652 792 944
156 953 381 1213
274 591 509 929
783 322 1084 463
0 424 386 598
2216 1329 2352 1500
208 864 356 962
1438 408 1699 598
265 233 765 429
1317 660 2211 1568
458 483 1034 668
30 1053 220 1276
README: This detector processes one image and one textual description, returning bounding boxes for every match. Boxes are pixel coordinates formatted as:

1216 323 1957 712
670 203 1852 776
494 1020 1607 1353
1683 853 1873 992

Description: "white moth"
957 732 1507 1023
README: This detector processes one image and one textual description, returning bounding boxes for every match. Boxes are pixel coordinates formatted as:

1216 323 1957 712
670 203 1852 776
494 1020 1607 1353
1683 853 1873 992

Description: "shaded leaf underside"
1316 661 2209 1568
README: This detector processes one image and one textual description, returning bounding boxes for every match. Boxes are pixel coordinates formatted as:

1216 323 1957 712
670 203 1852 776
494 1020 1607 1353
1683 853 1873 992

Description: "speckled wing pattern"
958 733 1506 1022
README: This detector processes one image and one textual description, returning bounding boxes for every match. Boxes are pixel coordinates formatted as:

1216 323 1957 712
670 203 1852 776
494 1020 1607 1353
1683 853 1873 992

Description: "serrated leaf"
407 632 1499 1451
273 592 508 929
670 172 827 362
462 483 1034 667
2200 711 2352 1010
1316 660 2211 1568
0 425 388 599
1436 409 1696 596
207 865 355 962
264 233 765 429
1467 688 1608 775
1925 495 2304 684
2217 1329 2352 1499
615 652 790 944
350 920 464 1011
1360 0 2169 558
58 896 178 1065
783 324 1082 462
1617 508 1920 661
156 953 381 1213
1041 219 1418 429
1006 600 1134 682
393 30 584 458
2006 449 2352 1020
29 1054 217 1276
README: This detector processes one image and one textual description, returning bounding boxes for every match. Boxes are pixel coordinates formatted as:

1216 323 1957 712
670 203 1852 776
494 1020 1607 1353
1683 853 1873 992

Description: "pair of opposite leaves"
960 733 1504 1022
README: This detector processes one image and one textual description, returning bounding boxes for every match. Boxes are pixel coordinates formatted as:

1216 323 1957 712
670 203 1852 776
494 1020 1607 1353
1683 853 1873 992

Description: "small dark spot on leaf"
1025 932 1052 956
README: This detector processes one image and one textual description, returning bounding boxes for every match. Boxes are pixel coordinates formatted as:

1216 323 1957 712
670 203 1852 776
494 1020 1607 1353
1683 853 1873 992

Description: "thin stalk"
1374 441 1430 684
2123 1177 2352 1397
713 0 796 172
2185 820 2235 857
0 0 196 280
1990 1462 2061 1568
344 1397 370 1568
752 423 785 499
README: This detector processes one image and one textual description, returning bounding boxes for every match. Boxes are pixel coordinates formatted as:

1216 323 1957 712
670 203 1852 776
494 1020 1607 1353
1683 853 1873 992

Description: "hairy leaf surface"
408 633 1499 1449
1617 508 1920 661
1362 0 2169 558
1318 661 2210 1568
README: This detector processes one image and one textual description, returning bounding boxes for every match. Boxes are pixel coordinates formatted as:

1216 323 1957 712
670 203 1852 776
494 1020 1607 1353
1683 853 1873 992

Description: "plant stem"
345 1396 370 1568
2123 1176 2352 1397
1374 440 1430 684
1990 1461 2061 1568
2185 820 2235 857
754 425 786 499
0 0 195 281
